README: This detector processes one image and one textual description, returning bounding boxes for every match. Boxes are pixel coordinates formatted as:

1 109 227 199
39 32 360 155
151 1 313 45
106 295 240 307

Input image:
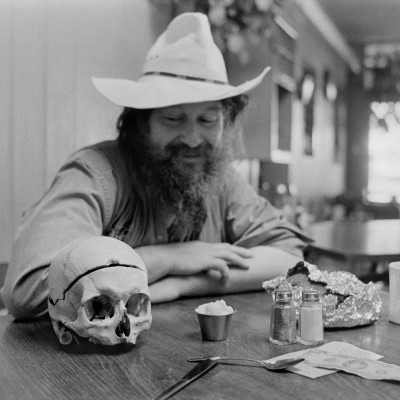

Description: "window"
368 101 400 203
270 18 297 163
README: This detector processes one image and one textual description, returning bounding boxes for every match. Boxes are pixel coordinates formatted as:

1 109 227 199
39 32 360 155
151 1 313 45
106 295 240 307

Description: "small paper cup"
195 310 236 341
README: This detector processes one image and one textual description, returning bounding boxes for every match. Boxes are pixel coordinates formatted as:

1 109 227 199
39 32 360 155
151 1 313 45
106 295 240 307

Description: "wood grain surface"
0 290 399 400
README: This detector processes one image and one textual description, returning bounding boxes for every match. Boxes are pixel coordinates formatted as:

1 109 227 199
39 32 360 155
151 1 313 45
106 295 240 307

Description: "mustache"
165 142 214 158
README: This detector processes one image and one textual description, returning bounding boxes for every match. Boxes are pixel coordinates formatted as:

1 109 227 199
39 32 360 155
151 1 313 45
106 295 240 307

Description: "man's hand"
136 241 252 284
166 241 252 283
148 245 303 304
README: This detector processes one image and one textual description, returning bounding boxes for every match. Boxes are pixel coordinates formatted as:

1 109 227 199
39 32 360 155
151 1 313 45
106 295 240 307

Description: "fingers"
216 243 253 258
214 244 253 270
167 242 252 282
206 261 230 284
231 245 253 258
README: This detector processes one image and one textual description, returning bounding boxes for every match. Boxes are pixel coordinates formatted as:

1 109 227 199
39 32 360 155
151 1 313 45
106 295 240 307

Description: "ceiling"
315 0 400 95
316 0 400 46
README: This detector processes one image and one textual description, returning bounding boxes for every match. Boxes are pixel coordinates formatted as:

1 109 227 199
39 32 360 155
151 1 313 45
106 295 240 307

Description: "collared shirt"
1 140 310 319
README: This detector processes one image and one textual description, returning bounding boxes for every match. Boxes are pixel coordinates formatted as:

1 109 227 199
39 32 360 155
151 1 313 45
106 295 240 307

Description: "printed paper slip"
306 349 400 381
266 341 383 379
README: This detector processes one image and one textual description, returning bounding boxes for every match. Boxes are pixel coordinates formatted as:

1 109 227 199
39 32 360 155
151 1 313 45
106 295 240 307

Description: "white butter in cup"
195 300 234 316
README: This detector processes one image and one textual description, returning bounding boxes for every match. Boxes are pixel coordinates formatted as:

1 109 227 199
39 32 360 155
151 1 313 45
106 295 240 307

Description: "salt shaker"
269 289 297 345
299 289 324 345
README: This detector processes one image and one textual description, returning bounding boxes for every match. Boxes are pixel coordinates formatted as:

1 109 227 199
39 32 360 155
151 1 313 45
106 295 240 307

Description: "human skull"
48 236 152 346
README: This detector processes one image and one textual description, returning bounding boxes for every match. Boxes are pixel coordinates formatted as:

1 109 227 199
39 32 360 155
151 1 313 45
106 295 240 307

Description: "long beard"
129 133 232 242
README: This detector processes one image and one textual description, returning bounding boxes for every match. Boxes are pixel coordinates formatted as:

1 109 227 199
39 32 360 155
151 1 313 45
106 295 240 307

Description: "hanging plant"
168 0 285 64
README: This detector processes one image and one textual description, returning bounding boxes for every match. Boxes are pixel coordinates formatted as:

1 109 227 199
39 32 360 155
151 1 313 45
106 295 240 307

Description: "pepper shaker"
299 289 324 345
269 289 297 345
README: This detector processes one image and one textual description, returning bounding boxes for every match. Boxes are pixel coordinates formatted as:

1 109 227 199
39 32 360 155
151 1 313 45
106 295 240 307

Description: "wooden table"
0 291 399 400
307 219 400 281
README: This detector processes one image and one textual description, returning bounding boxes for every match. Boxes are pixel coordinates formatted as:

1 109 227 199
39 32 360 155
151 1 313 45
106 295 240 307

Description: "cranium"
48 236 152 346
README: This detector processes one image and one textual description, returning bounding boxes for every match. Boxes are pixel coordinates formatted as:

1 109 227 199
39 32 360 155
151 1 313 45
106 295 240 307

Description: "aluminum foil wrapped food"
262 261 382 328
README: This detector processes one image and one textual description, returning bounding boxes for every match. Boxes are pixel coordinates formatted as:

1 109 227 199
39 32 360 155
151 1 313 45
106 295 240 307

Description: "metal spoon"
188 356 305 371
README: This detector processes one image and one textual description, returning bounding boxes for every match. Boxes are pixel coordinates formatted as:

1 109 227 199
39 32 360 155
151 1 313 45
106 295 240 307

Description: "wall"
0 0 170 262
286 6 349 217
227 3 350 218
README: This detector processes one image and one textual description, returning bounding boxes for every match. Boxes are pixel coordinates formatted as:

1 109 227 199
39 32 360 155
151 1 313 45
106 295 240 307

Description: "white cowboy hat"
92 12 270 109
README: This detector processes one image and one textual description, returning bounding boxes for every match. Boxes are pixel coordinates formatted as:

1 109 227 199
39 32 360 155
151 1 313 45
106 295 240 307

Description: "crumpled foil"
262 262 382 328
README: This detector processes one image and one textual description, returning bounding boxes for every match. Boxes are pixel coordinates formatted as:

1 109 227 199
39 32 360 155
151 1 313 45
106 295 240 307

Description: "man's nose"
179 123 203 148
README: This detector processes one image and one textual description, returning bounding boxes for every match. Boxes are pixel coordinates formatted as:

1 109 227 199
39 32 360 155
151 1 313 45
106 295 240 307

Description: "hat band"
142 71 228 85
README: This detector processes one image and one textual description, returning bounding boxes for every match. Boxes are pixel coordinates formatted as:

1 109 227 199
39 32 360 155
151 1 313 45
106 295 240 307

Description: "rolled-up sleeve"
223 169 312 256
1 149 116 319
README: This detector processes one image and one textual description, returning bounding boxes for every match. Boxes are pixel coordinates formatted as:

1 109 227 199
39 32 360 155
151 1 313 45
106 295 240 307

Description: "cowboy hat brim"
92 67 270 109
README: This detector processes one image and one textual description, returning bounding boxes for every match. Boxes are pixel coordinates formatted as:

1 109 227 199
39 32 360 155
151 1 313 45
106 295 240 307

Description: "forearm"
135 245 173 284
149 246 302 303
1 264 49 319
135 241 253 285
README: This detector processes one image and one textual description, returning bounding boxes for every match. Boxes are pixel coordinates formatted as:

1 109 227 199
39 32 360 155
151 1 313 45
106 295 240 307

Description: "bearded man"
2 12 310 319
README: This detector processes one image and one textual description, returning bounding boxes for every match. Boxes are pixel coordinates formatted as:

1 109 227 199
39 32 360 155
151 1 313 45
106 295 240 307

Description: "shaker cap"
302 289 320 302
275 289 293 302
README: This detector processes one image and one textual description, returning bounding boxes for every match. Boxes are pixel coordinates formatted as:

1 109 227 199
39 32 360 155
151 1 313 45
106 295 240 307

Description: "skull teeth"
115 312 131 337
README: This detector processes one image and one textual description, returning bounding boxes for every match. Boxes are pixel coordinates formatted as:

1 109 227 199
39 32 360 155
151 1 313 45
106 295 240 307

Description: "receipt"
305 349 400 381
266 341 383 379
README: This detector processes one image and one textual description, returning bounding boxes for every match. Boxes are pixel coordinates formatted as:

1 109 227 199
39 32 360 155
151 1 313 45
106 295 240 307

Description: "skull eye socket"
126 293 149 317
84 295 114 321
